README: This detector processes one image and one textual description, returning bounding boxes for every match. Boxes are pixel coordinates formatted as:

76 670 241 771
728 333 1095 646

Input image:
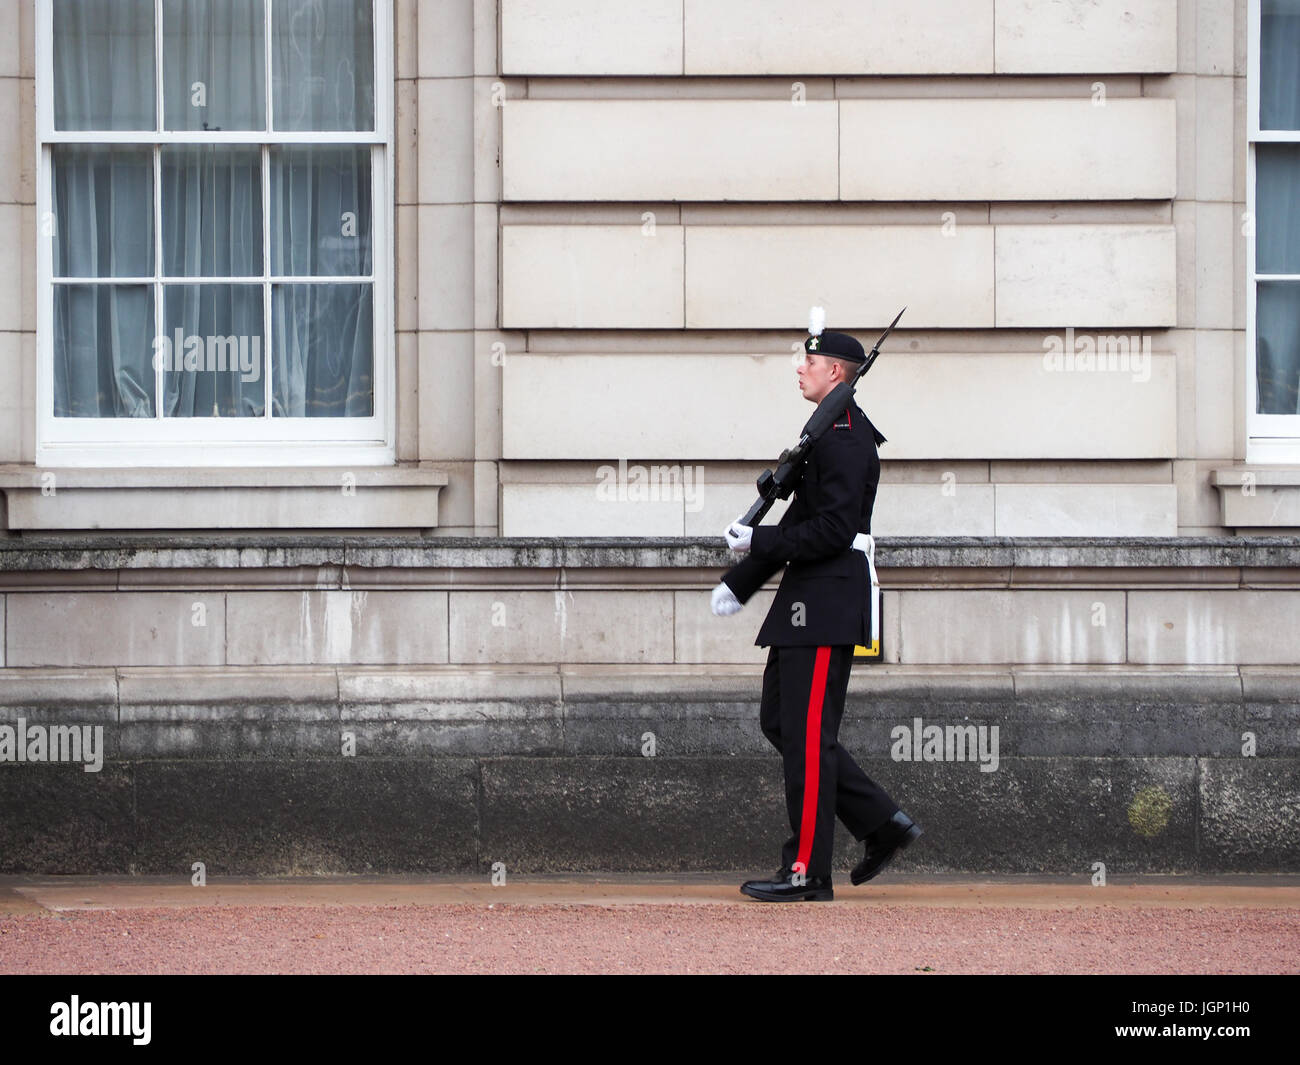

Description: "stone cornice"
1 536 1299 574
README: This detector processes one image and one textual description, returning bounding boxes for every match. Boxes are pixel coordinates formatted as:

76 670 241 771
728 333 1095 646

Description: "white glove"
852 533 873 553
725 519 753 553
711 582 742 616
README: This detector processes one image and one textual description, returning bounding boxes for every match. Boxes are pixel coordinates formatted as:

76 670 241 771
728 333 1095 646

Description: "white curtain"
163 0 266 131
1257 283 1300 414
51 0 375 421
54 286 156 418
53 146 153 278
272 284 373 417
1258 1 1300 414
53 0 155 131
273 0 374 131
1262 0 1300 131
52 147 155 417
270 145 374 418
163 145 263 278
271 145 372 276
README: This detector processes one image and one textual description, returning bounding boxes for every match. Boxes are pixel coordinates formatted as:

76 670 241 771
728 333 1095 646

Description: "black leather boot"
740 868 834 902
851 810 923 885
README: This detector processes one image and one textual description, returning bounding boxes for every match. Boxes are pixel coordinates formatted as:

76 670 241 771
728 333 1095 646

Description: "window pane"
271 147 372 276
162 284 265 418
53 146 154 278
163 146 263 277
163 0 266 131
272 284 373 416
1262 0 1300 131
1257 145 1300 274
53 0 156 131
1257 281 1300 414
54 285 155 417
272 0 374 131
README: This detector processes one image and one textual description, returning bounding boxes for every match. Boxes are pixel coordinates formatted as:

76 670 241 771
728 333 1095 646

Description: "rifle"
737 307 905 528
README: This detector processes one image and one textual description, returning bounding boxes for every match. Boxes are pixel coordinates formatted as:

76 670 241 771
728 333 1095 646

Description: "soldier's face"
797 352 839 404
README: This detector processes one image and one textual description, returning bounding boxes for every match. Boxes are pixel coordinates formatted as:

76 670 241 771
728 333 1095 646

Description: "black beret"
804 330 865 362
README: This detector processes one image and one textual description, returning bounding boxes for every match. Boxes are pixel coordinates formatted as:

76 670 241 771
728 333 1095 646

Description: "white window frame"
1247 0 1300 463
34 0 396 467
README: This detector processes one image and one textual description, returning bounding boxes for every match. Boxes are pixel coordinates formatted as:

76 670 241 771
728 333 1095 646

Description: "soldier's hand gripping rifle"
737 306 905 529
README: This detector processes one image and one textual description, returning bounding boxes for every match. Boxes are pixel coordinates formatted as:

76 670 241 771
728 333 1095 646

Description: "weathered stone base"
2 667 1296 876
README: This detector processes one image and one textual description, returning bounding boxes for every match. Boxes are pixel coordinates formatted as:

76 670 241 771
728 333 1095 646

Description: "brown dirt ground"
2 875 1297 975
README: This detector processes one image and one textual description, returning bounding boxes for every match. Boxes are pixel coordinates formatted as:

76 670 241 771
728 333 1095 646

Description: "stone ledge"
2 535 1300 574
0 467 450 489
1212 467 1300 530
1 664 1294 706
0 467 449 532
1211 468 1300 487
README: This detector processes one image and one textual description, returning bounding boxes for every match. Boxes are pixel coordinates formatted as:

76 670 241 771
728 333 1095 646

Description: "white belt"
851 532 877 583
852 533 881 654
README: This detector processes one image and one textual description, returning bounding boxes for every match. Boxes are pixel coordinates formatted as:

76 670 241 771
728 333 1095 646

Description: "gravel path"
3 902 1297 975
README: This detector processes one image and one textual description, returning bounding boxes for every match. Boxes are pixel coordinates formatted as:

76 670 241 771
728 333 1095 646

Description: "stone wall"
2 534 1296 875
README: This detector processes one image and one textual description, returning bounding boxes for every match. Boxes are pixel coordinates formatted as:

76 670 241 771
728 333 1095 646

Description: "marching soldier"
711 316 921 901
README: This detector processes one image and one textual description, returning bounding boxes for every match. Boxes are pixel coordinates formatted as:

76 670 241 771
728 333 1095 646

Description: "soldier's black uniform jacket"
722 398 881 647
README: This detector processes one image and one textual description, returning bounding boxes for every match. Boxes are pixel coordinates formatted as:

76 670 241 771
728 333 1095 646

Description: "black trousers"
760 644 899 878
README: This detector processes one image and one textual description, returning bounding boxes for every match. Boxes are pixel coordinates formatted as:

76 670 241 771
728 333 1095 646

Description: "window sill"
1211 466 1300 529
0 466 448 532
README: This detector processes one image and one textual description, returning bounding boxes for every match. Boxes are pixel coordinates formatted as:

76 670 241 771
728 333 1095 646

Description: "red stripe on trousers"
795 646 832 876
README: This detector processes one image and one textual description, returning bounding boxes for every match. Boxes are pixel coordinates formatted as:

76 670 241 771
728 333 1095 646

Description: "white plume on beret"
808 306 826 337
